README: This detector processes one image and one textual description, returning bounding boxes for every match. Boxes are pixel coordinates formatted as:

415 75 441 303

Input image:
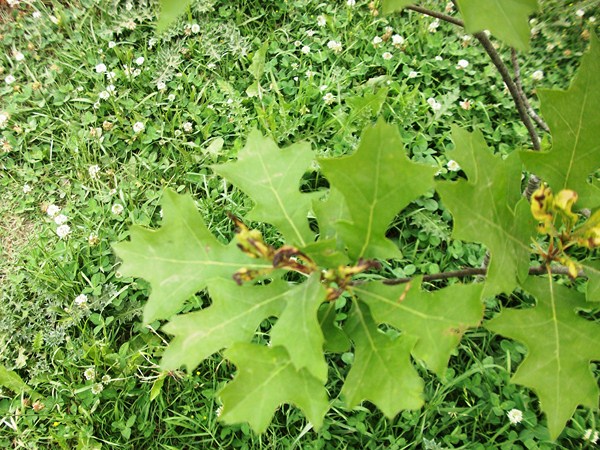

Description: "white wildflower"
294 40 302 47
507 408 523 425
56 224 71 239
0 112 8 128
106 71 116 81
135 56 144 66
447 160 460 171
125 1 133 11
428 19 440 33
49 15 59 25
347 0 356 6
5 75 16 85
32 10 41 19
584 429 599 444
88 233 99 246
531 70 544 81
111 203 124 215
427 97 442 111
157 81 166 90
168 93 176 102
322 92 335 105
46 204 61 217
301 45 310 54
408 71 419 78
91 383 104 395
132 121 145 133
13 51 24 62
84 367 96 380
306 30 315 37
106 84 116 94
191 23 200 33
182 122 193 132
434 55 443 61
576 9 585 18
102 374 111 383
372 36 383 46
95 63 107 73
23 183 32 194
88 165 101 179
459 99 471 110
392 34 404 47
456 59 469 69
589 16 596 23
327 40 342 53
98 91 110 100
382 52 393 60
54 214 68 225
108 41 116 49
317 15 326 27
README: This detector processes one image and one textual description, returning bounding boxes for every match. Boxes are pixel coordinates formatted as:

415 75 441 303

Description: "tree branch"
405 5 464 27
510 48 550 133
380 265 586 286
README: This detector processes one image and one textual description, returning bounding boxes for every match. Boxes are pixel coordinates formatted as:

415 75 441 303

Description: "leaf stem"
380 265 586 286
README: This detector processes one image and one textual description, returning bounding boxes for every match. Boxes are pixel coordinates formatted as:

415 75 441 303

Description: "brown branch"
405 5 464 27
510 48 550 133
381 265 586 286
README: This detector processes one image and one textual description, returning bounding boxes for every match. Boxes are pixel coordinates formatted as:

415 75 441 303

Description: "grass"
1 0 598 448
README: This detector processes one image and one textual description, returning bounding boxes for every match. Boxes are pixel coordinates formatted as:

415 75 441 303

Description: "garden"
1 0 599 448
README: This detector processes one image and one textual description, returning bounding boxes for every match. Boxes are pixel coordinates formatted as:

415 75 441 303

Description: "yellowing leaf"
521 35 600 209
319 120 436 260
437 127 535 297
456 0 539 51
160 280 288 371
355 279 483 375
341 301 424 417
213 129 317 246
219 343 329 433
486 278 600 439
112 190 270 323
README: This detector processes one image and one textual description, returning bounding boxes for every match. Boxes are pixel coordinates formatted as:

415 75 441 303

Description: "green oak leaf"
581 260 600 302
270 274 328 382
160 280 288 371
112 189 270 323
437 127 535 297
313 188 350 241
341 301 424 417
319 120 436 260
219 343 329 433
486 277 600 439
521 35 600 209
381 0 414 14
355 279 483 375
156 0 192 33
456 0 539 51
318 303 351 354
213 129 316 247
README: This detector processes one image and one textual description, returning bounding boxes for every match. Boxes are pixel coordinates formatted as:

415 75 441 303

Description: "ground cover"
0 0 598 448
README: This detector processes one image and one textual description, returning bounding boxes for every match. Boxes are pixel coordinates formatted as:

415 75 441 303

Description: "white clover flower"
106 71 116 81
589 16 596 23
91 383 104 395
507 408 523 425
88 165 101 179
447 160 460 171
392 34 404 46
88 233 99 246
168 93 176 102
157 81 166 90
317 15 326 27
13 51 24 62
125 1 133 11
101 374 112 384
112 203 124 215
372 36 383 46
95 63 107 73
459 99 472 110
182 122 193 132
84 367 96 380
306 70 315 78
46 204 61 217
434 55 443 61
207 63 216 69
382 51 393 60
133 68 141 77
306 29 315 37
408 71 419 78
301 45 310 54
327 40 342 53
135 56 145 66
191 23 200 33
0 112 8 128
531 70 544 81
23 183 32 194
133 121 145 133
54 214 68 225
7 0 20 6
5 75 16 85
32 10 41 19
322 92 335 105
456 59 469 69
428 19 440 33
294 40 302 47
584 429 599 444
49 15 59 25
576 9 585 18
148 38 157 49
98 91 110 100
445 1 454 12
108 41 116 49
56 224 71 239
462 35 472 43
427 97 441 111
106 84 116 94
347 0 356 6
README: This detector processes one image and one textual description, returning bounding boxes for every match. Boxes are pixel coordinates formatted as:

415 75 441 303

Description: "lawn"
1 0 599 448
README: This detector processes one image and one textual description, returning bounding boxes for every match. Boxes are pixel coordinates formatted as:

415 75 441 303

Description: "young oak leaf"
159 280 288 371
112 189 270 324
486 278 600 440
212 129 316 247
521 35 600 209
456 0 539 51
270 274 329 382
436 127 536 297
341 301 424 417
219 343 329 434
319 120 436 260
355 279 483 375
